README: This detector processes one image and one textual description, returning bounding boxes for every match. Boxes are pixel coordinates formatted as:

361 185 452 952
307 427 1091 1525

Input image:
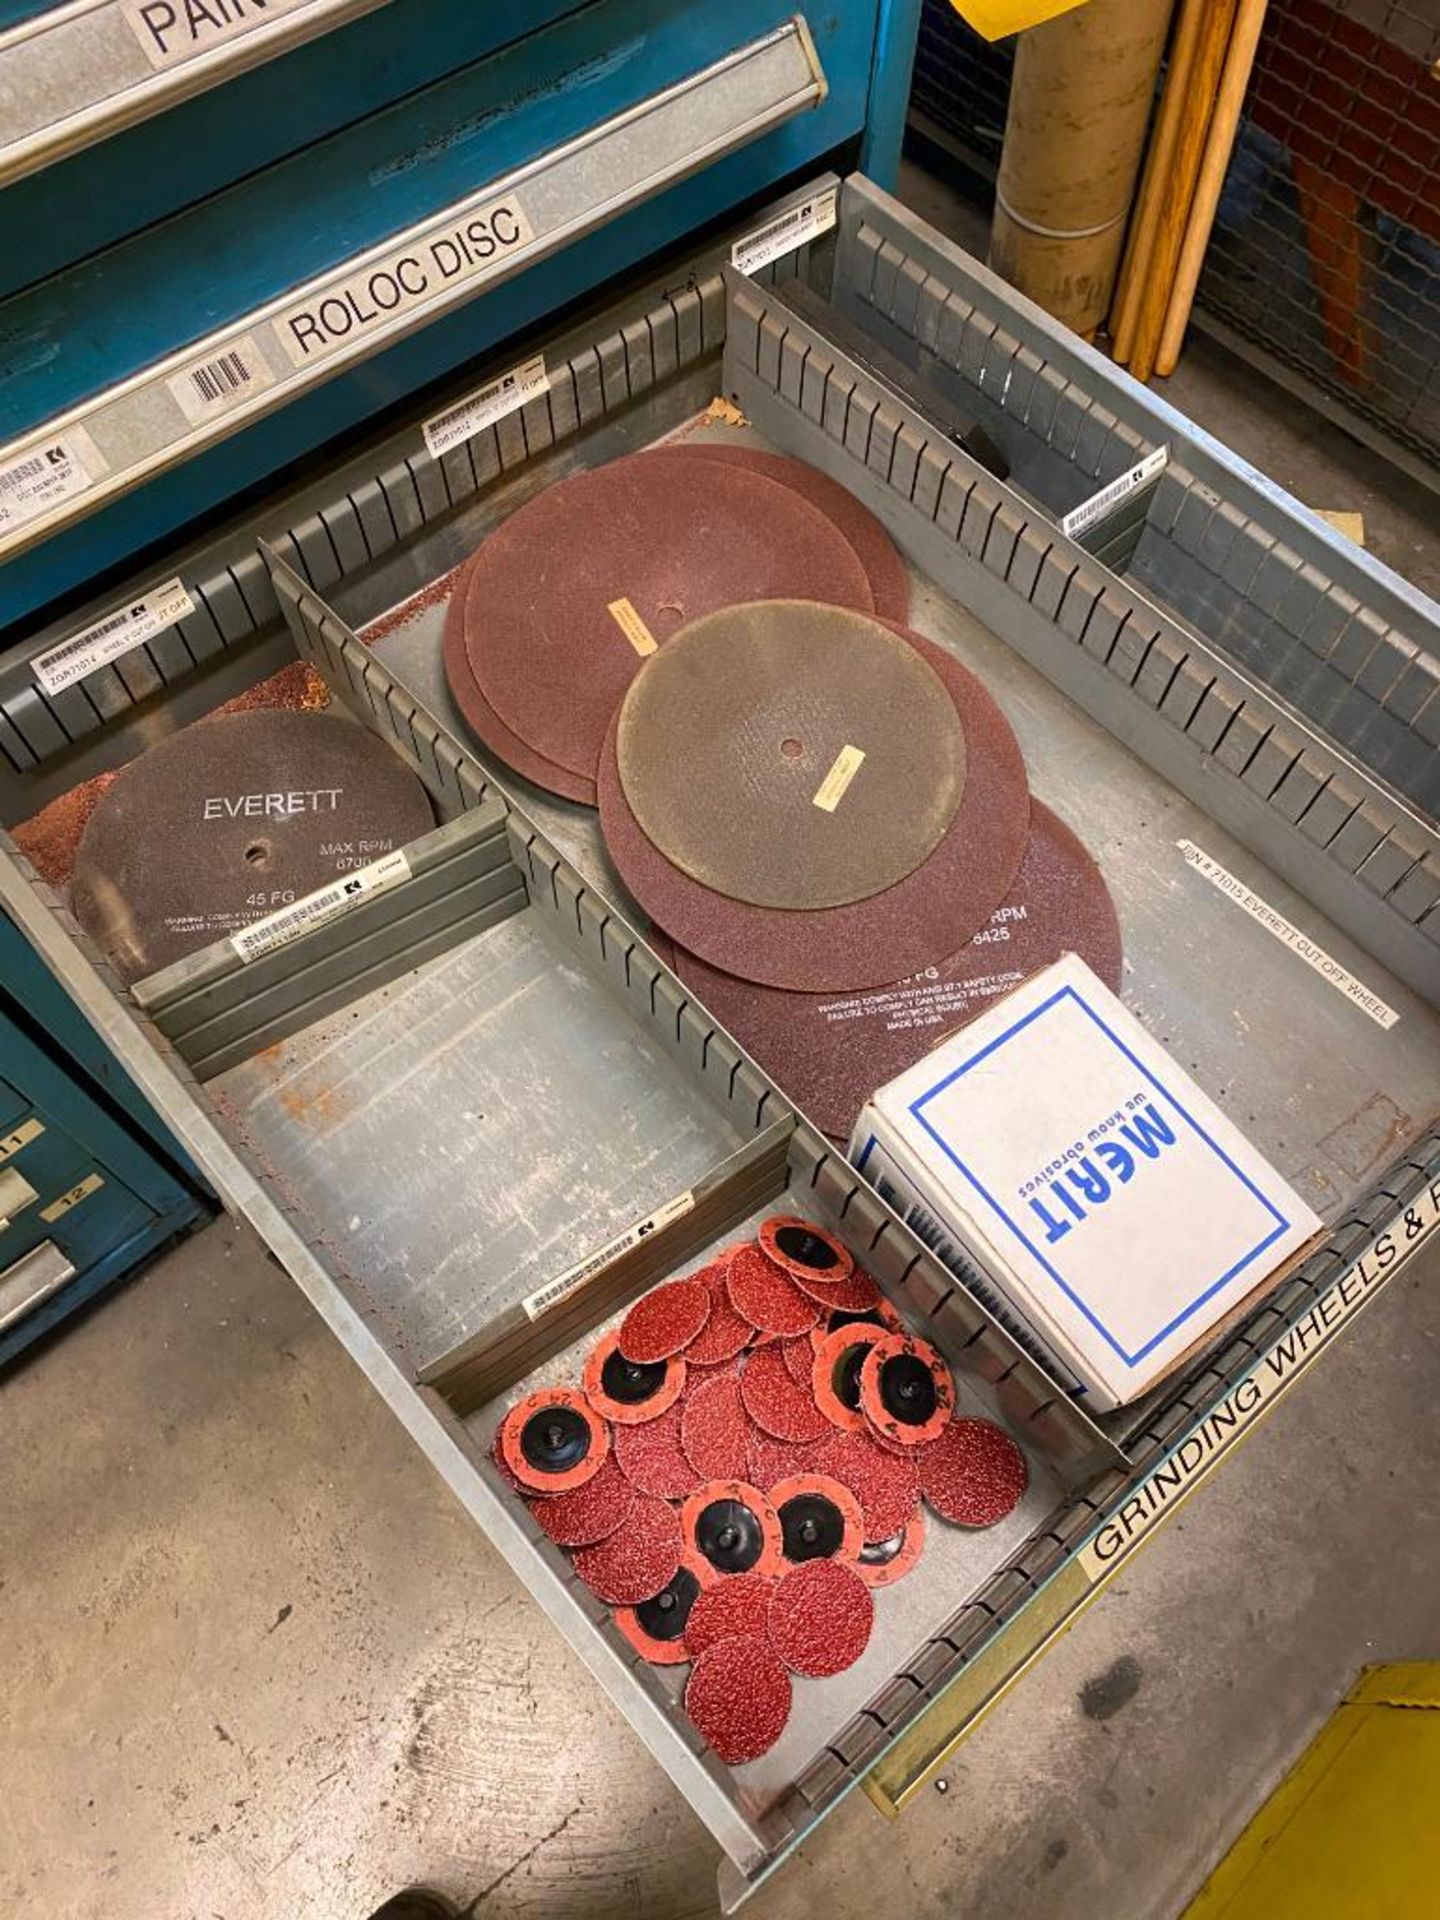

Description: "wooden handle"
1128 0 1240 383
1155 0 1270 376
1110 0 1208 362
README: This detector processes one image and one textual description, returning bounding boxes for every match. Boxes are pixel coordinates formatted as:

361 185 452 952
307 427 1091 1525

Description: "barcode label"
1060 446 1169 540
33 578 195 695
423 353 550 458
168 335 276 426
230 848 411 964
0 432 101 534
731 186 838 276
522 1191 696 1320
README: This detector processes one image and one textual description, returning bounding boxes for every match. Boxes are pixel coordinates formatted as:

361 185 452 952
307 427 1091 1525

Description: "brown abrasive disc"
673 444 910 621
441 575 596 804
463 451 874 782
71 710 435 984
615 602 964 910
654 801 1122 1140
598 622 1030 992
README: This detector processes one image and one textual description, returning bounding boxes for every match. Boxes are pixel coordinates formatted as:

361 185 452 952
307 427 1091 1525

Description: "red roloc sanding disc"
673 444 910 622
768 1560 874 1678
612 1400 705 1500
681 1479 783 1579
685 1635 792 1765
757 1216 854 1286
855 1511 926 1589
464 451 874 782
499 1388 609 1494
859 1332 955 1449
780 1335 816 1388
809 1297 903 1352
682 1569 778 1659
657 800 1123 1141
919 1417 1030 1527
583 1328 686 1425
490 1431 549 1499
812 1428 921 1541
785 1263 882 1314
682 1254 755 1366
681 1370 750 1482
771 1473 864 1565
614 1554 715 1665
725 1246 820 1338
441 578 596 805
745 1424 826 1493
617 1279 711 1365
598 618 1030 992
740 1345 833 1445
812 1324 888 1435
529 1453 637 1547
572 1491 685 1605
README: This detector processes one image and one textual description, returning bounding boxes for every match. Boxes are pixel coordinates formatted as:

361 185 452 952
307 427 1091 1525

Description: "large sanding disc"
652 802 1122 1141
671 445 910 622
616 603 965 910
72 710 435 983
598 622 1030 993
464 451 874 782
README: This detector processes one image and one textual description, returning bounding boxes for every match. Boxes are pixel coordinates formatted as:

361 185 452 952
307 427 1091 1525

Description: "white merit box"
849 954 1322 1409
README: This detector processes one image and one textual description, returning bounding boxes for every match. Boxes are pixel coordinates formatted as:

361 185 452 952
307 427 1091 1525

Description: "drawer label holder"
422 353 550 459
121 0 317 71
230 847 410 963
523 1191 696 1321
731 185 838 276
33 578 195 696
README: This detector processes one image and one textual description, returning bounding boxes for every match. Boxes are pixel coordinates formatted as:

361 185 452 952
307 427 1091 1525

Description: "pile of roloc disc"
445 441 1122 1143
494 1216 1029 1768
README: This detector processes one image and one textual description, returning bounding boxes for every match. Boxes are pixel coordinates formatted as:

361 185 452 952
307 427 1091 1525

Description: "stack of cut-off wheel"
493 1216 1030 1767
444 439 1124 1144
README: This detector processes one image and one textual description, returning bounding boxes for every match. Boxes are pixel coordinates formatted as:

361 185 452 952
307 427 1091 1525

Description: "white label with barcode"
1061 446 1169 540
168 335 277 426
0 431 103 535
522 1191 696 1320
33 577 195 696
230 848 411 964
731 186 839 276
423 353 549 459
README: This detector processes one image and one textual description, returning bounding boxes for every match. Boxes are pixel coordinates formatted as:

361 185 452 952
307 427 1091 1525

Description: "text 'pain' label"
522 1191 695 1320
231 848 410 964
277 197 535 367
0 432 103 537
423 354 550 459
812 744 865 812
121 0 315 72
168 335 277 426
731 186 839 276
33 578 195 696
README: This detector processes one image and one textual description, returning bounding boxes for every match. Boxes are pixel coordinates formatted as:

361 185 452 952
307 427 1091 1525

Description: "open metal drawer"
4 178 1439 1903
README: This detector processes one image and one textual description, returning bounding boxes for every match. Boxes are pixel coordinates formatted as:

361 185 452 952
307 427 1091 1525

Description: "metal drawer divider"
721 256 1440 1009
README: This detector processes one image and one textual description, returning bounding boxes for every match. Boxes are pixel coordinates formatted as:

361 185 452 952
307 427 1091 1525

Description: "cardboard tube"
1128 0 1240 382
990 0 1177 335
1155 0 1270 376
1110 0 1208 362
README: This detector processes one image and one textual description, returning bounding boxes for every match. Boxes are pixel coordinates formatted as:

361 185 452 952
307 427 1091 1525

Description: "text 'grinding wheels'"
616 602 965 910
71 710 435 983
460 450 875 784
653 800 1123 1140
599 620 1030 992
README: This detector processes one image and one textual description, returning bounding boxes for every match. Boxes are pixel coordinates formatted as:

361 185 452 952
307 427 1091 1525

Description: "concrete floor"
5 169 1439 1920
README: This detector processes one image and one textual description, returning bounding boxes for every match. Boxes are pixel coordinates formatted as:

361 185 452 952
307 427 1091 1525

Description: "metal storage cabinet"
0 915 204 1363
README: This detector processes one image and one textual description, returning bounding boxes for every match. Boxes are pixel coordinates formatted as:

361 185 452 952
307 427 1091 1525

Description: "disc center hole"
780 737 804 760
244 842 268 867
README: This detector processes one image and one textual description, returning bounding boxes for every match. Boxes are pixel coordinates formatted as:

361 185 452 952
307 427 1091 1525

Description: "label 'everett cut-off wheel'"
459 450 875 785
71 710 436 983
655 800 1123 1142
598 615 1030 992
615 601 965 910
